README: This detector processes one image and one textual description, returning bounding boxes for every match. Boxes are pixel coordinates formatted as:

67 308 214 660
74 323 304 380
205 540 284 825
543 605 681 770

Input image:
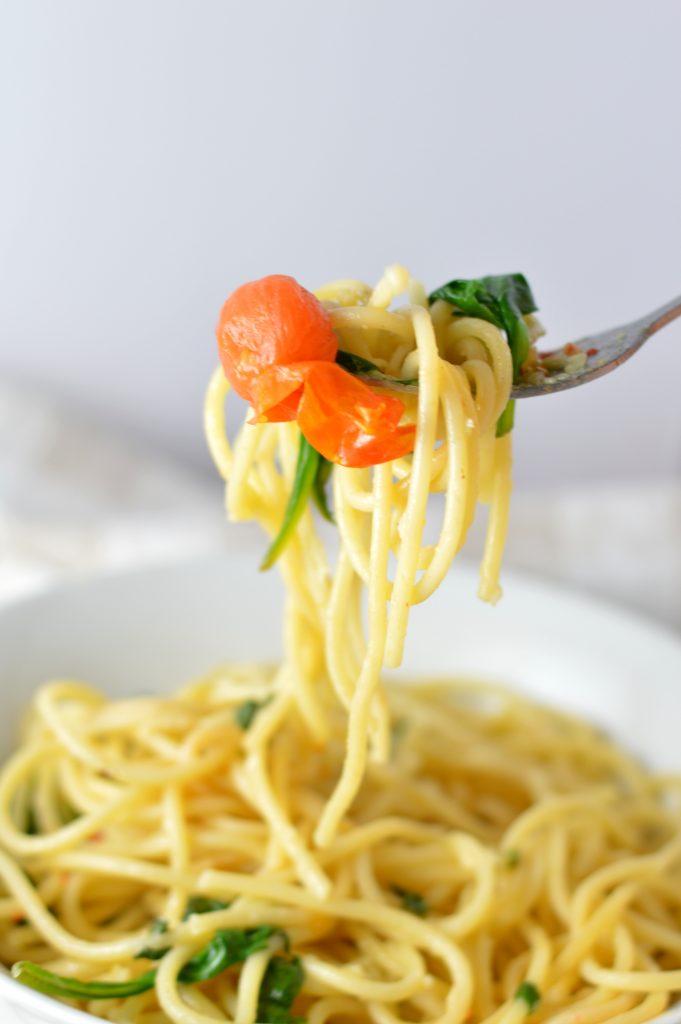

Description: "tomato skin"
297 363 416 468
216 274 415 467
244 365 305 423
216 275 338 418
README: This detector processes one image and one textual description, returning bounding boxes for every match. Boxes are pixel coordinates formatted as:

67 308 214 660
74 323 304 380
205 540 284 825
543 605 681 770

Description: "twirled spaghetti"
0 267 679 1024
206 265 515 851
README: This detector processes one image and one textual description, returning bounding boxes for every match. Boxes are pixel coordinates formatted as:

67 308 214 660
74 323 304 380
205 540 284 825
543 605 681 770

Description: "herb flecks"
515 981 541 1013
503 847 521 868
391 717 409 748
235 697 272 731
392 885 429 917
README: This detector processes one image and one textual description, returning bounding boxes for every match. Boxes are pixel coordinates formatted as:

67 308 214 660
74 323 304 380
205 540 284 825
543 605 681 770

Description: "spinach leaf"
478 274 536 322
183 896 230 919
23 802 39 837
258 955 305 1024
261 435 321 571
13 924 281 1001
234 697 272 731
336 350 418 390
179 925 274 984
390 716 409 747
429 273 537 436
311 455 334 524
392 885 429 916
515 981 541 1012
136 897 231 961
503 847 521 868
135 918 169 960
430 272 536 344
12 961 158 1000
495 399 515 436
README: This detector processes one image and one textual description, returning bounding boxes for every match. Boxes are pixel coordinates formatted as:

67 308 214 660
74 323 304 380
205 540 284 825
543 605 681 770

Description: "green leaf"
515 981 541 1012
311 456 334 523
178 925 274 984
57 798 79 827
14 924 281 1001
499 296 531 376
183 896 231 919
429 273 538 433
496 399 515 437
258 955 305 1024
390 717 409 747
336 350 418 390
503 847 521 868
12 961 158 1000
479 274 537 319
430 278 504 327
260 435 321 571
234 697 272 731
24 802 39 836
138 896 230 962
430 273 536 322
392 885 428 916
135 918 169 960
259 1007 306 1024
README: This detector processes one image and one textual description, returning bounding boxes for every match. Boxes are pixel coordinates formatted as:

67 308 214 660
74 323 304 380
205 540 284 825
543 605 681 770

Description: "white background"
1 0 680 488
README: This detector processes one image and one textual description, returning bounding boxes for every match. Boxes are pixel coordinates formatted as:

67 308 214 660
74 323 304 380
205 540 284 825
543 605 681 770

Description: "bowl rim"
0 550 680 646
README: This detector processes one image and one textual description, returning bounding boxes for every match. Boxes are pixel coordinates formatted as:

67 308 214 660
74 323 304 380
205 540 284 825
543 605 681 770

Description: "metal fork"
510 294 681 398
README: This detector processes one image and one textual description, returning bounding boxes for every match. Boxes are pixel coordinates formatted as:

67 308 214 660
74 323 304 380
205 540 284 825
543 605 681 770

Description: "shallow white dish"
0 555 680 1024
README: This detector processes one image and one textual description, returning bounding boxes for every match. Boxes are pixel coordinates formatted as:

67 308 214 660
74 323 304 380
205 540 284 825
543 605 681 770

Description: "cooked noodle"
0 267 679 1024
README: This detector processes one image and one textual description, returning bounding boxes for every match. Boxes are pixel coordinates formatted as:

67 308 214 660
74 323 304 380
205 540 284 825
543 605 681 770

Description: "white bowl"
1 555 680 1024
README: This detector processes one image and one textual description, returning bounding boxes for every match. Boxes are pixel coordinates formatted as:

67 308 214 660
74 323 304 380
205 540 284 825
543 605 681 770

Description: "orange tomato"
297 363 415 468
215 274 415 467
216 275 338 420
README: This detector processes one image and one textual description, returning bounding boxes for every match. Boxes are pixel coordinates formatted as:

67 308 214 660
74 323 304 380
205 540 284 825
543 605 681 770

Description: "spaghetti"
0 267 679 1024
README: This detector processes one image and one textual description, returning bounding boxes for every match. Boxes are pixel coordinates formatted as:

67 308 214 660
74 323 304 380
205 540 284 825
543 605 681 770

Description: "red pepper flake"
586 347 598 357
564 343 580 356
11 911 27 925
88 831 105 843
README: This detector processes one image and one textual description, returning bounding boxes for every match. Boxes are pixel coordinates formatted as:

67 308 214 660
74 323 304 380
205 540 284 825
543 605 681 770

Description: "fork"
510 294 681 398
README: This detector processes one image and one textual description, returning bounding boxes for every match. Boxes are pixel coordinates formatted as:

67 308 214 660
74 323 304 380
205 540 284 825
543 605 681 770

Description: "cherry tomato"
297 363 415 468
216 274 415 466
216 274 338 420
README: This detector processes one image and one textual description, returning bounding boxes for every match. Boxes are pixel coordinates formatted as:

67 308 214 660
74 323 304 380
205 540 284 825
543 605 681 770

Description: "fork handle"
638 294 681 338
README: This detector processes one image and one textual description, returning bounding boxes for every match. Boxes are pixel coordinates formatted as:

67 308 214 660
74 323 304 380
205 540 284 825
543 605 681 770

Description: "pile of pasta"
1 267 680 1024
1 676 680 1024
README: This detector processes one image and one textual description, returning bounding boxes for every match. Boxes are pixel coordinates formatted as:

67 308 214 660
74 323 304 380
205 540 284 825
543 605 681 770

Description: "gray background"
1 0 680 488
